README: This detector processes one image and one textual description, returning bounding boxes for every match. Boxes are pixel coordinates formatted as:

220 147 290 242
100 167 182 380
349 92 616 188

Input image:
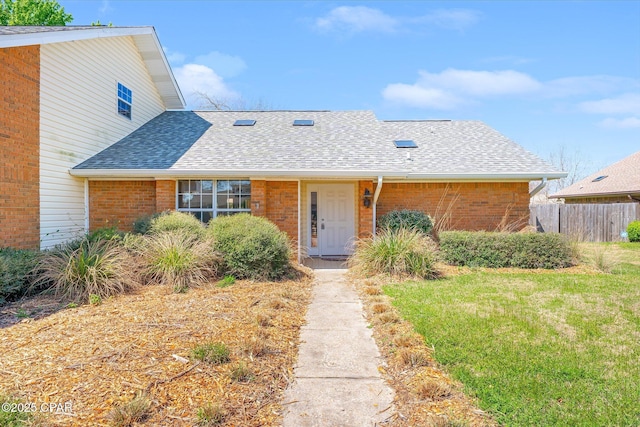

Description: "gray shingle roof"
0 26 101 35
72 110 564 180
550 150 640 198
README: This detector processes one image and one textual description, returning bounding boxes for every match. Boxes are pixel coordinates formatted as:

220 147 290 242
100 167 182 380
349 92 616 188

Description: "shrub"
208 214 292 280
142 232 221 292
439 231 574 269
0 248 39 305
34 239 138 303
349 228 439 279
378 209 434 235
149 211 205 238
627 220 640 242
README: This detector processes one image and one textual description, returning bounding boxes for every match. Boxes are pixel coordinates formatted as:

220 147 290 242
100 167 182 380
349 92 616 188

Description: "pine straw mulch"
350 270 497 427
0 269 313 426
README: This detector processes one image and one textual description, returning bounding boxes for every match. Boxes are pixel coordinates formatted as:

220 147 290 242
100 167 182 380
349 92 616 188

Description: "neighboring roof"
0 26 184 109
550 150 640 199
71 110 565 180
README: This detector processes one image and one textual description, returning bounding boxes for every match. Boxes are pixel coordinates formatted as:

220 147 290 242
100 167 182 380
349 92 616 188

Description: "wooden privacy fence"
530 203 640 242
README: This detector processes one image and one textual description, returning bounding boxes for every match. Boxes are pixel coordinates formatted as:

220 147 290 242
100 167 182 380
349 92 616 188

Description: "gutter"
372 176 383 235
529 177 547 197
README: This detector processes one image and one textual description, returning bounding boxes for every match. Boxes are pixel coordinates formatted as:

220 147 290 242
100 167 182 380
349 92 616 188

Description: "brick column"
251 180 267 217
357 180 374 238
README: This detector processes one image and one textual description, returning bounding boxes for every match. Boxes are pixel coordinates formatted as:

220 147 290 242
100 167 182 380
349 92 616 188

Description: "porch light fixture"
363 188 372 208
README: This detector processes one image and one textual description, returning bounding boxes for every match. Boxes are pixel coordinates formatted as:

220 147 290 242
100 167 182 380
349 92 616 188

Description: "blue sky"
63 1 639 175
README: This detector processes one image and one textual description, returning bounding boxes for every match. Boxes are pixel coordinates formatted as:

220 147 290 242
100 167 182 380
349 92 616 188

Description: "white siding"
40 36 165 248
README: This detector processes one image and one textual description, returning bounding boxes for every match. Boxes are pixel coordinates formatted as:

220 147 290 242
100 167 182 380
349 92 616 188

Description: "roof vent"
233 119 256 126
592 175 608 182
293 119 314 126
394 140 418 148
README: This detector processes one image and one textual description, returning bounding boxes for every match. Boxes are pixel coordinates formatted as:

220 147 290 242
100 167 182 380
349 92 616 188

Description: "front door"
308 184 355 256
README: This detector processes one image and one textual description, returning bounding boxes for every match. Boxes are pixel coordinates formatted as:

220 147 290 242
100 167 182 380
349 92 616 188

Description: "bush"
439 231 574 269
149 211 205 238
142 232 221 292
34 239 138 303
378 209 434 235
627 220 640 242
349 228 440 279
208 214 292 280
0 248 39 305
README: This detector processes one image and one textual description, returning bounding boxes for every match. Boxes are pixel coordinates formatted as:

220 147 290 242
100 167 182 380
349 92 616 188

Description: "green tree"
0 0 72 25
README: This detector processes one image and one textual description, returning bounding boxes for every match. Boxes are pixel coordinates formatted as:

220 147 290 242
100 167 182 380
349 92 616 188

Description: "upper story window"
117 82 132 120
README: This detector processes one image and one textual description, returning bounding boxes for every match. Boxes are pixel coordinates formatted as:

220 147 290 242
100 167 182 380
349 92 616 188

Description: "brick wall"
0 46 41 249
265 181 298 244
371 182 530 233
89 181 157 231
155 180 176 212
358 180 374 238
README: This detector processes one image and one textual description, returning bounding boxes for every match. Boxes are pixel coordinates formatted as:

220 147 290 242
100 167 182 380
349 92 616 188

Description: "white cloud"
173 64 240 109
598 117 640 129
315 6 397 33
99 0 112 14
382 83 464 109
382 68 541 110
414 9 481 31
579 93 640 115
545 76 639 98
417 69 541 96
193 51 247 79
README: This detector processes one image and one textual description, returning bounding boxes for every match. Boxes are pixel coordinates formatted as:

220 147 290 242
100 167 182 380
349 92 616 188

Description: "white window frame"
176 179 251 223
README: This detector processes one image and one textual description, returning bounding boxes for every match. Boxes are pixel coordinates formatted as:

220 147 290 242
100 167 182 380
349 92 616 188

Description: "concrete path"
282 269 395 427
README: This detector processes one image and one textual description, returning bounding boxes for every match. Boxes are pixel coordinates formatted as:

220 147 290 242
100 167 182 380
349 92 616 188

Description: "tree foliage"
0 0 72 26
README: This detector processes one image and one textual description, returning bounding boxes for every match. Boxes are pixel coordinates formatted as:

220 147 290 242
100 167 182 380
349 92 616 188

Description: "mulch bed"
0 271 313 426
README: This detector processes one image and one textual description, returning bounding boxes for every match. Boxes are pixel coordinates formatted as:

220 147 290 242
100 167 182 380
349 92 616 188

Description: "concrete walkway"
282 269 395 427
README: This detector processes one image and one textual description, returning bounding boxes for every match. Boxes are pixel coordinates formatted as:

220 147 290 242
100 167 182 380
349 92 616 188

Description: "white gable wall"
40 36 165 248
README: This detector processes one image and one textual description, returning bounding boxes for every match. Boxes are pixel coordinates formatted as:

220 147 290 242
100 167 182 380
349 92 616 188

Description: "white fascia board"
69 168 402 180
0 27 154 48
406 172 568 181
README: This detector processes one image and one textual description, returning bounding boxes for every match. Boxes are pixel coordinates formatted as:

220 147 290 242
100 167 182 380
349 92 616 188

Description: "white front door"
308 184 355 256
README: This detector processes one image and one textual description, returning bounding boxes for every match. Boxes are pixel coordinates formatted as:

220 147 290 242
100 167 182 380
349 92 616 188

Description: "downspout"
372 176 383 235
529 177 547 198
84 178 90 233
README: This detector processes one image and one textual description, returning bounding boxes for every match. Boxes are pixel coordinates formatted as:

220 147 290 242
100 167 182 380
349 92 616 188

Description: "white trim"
84 178 89 233
70 168 565 181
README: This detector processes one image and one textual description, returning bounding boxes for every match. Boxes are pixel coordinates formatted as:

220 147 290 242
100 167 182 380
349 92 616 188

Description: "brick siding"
89 181 157 231
369 181 530 233
265 181 298 244
0 46 41 249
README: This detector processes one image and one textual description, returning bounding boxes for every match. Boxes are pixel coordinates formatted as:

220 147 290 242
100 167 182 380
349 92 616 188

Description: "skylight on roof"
233 119 256 126
293 119 314 126
394 140 418 148
592 175 608 182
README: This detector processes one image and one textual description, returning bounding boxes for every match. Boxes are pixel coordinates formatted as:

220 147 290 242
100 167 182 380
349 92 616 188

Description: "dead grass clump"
372 303 391 314
256 311 272 327
230 361 254 383
378 312 400 324
191 342 231 364
107 393 151 427
415 378 453 401
364 286 382 295
396 347 431 368
241 336 269 358
393 333 423 348
196 402 226 426
267 298 287 310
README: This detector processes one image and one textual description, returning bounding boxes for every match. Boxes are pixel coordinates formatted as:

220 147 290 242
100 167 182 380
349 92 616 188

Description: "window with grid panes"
177 180 251 223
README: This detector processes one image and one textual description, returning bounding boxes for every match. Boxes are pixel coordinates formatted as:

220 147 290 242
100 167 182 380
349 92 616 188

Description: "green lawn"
384 242 640 426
